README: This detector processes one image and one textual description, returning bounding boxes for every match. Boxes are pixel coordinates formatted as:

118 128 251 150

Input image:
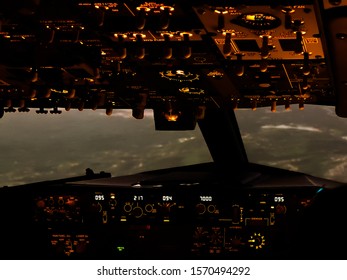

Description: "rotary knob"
132 206 144 218
248 233 266 250
196 203 206 215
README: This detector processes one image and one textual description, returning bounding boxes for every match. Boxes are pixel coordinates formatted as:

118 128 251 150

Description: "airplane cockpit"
0 0 347 260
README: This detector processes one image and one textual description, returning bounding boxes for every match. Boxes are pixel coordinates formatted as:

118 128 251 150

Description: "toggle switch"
292 19 304 32
235 53 245 76
135 33 146 59
106 103 113 116
74 26 85 43
65 100 72 111
66 88 76 99
302 76 309 90
260 59 268 73
160 6 174 30
43 88 52 99
260 35 271 59
180 32 193 59
31 68 39 83
223 32 232 56
294 31 304 54
302 52 310 76
136 7 150 30
114 34 127 60
214 9 228 30
282 7 295 29
161 33 173 59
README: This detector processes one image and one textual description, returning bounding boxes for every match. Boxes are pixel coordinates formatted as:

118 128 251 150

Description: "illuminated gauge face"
159 70 200 82
235 13 281 30
179 87 205 95
94 3 119 12
248 232 266 250
137 2 168 13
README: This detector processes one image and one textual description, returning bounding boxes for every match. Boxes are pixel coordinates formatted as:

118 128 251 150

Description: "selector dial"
248 233 266 250
196 203 206 215
132 206 144 218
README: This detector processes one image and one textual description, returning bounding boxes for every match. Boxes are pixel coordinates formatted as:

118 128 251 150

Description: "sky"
0 109 212 186
1 105 347 186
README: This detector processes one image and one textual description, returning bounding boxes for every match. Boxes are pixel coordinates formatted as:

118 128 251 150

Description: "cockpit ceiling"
0 0 346 122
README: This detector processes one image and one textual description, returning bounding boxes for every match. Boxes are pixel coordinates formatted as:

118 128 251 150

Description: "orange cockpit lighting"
164 110 180 122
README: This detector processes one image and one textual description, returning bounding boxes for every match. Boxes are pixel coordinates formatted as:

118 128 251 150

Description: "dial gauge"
179 87 205 95
248 232 266 249
234 13 281 30
159 70 200 82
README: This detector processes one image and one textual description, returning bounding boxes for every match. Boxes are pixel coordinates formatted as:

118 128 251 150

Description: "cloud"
261 124 322 132
178 137 196 143
262 158 302 172
325 156 347 179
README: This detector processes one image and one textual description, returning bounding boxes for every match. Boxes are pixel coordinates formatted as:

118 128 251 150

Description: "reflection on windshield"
235 105 347 183
0 109 212 187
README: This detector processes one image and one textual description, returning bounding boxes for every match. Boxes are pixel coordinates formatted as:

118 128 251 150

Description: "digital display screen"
162 195 173 201
95 194 105 201
234 39 260 52
200 196 212 202
279 39 298 51
274 196 285 202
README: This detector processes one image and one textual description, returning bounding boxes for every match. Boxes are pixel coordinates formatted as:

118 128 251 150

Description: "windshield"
235 105 347 183
0 109 212 187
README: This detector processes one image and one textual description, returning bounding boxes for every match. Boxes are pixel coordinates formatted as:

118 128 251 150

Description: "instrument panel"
24 183 318 259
